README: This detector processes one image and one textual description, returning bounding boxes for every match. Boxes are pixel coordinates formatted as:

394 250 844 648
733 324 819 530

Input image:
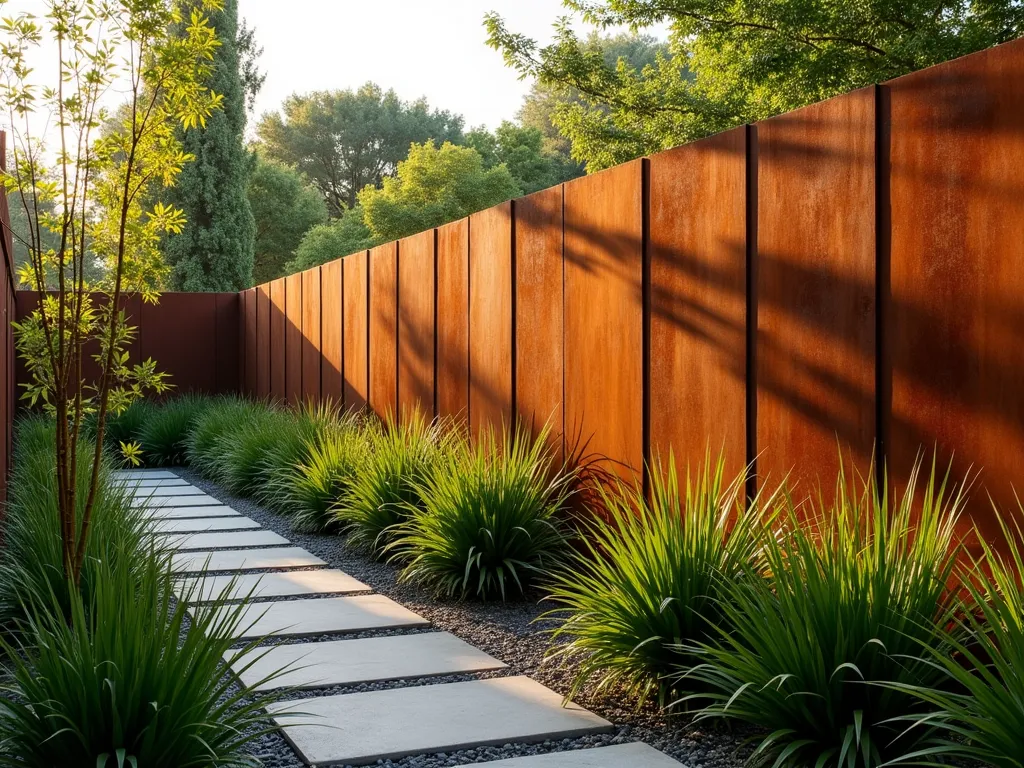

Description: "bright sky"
240 0 594 130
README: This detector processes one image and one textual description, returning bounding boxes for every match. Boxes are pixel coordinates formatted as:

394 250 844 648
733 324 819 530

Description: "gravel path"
176 467 752 768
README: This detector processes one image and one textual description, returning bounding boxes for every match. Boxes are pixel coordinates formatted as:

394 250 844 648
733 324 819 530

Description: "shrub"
337 412 445 558
101 398 153 453
288 414 369 533
211 407 291 496
392 424 574 601
685 460 968 768
0 417 152 628
138 394 212 466
255 402 340 514
0 551 283 767
894 511 1024 768
185 396 270 476
543 452 765 705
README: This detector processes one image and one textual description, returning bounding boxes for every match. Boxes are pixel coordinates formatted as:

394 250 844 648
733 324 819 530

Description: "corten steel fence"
239 37 1024 539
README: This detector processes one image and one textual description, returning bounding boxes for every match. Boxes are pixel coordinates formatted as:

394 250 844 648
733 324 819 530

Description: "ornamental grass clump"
392 424 576 601
137 394 212 466
101 397 153 450
0 553 285 767
185 396 271 476
892 510 1024 768
337 412 448 558
543 452 765 706
685 459 968 768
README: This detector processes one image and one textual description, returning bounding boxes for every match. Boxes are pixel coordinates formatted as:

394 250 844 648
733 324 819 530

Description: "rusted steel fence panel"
300 267 321 403
269 278 286 401
755 88 877 495
369 242 398 419
285 273 302 404
648 129 748 480
436 219 469 423
564 161 644 482
514 186 563 459
320 259 343 403
343 251 369 410
398 230 436 419
256 284 271 398
242 288 257 395
468 202 513 437
887 38 1024 538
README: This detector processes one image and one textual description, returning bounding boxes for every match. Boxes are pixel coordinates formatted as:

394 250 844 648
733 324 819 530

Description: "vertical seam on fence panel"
394 241 400 417
466 217 472 433
745 123 759 503
318 266 324 406
875 83 892 488
433 229 439 420
560 186 566 464
510 200 517 426
363 251 370 407
641 158 652 501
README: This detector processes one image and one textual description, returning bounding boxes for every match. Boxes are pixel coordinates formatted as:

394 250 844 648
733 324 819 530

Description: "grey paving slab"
171 547 325 574
111 469 179 479
145 505 241 520
198 594 428 639
131 485 206 497
228 632 506 691
154 516 262 533
136 493 221 508
267 676 613 766
160 529 289 551
114 477 189 488
175 569 370 602
480 744 682 767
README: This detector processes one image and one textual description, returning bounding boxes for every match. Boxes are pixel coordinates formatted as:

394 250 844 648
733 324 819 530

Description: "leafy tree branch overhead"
485 0 1024 169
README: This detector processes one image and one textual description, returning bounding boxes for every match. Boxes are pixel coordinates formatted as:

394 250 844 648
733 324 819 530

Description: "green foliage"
337 413 446 558
487 2 1024 170
0 417 151 629
359 141 519 242
253 402 338 514
285 207 376 274
544 453 764 705
892 512 1024 767
248 154 328 284
465 120 578 194
209 407 291 495
164 0 256 291
685 460 967 768
137 394 211 466
0 550 282 767
255 83 464 216
185 396 271 476
393 425 574 601
101 398 154 452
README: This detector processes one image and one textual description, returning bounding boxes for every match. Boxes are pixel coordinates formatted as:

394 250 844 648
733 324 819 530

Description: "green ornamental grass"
685 460 967 768
185 396 271 476
255 402 339 514
101 398 153 451
892 510 1024 768
392 424 575 601
137 394 212 466
0 555 285 767
543 452 765 706
337 412 447 558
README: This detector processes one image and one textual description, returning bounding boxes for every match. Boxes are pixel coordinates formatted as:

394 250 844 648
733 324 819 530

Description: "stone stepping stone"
199 594 428 639
227 631 506 691
114 477 189 488
267 676 612 766
131 485 206 497
171 546 325 574
159 529 289 551
481 744 683 767
111 469 179 479
136 494 221 508
146 505 241 520
175 569 370 603
154 516 262 533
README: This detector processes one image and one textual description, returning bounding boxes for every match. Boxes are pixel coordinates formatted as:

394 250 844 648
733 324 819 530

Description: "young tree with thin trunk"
0 0 223 587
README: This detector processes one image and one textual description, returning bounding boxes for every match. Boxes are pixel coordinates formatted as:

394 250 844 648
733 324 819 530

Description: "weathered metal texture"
397 230 436 419
285 273 303 405
648 129 748 478
343 251 369 410
514 186 563 459
756 88 877 494
887 38 1024 537
468 202 513 437
256 284 271 398
141 293 218 393
269 278 287 401
320 259 344 403
369 242 398 419
301 266 322 403
242 288 257 395
436 219 469 423
564 161 644 482
214 293 240 394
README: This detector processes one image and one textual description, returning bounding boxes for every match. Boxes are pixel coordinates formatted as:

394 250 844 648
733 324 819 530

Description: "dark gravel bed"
175 466 752 768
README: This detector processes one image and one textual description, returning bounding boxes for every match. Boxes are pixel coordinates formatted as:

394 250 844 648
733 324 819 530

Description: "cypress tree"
163 0 255 291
